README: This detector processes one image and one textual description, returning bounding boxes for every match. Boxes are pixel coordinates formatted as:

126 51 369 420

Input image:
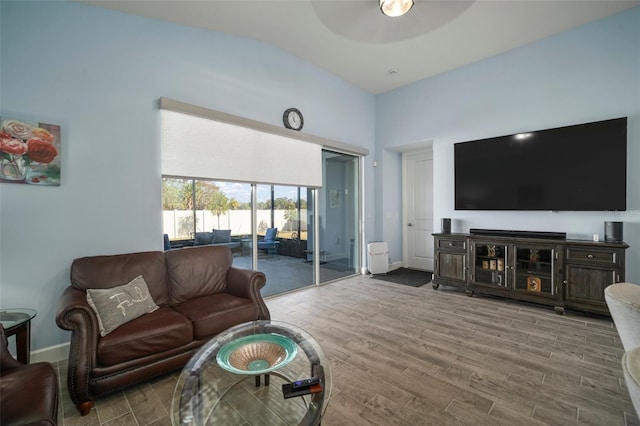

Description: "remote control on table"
282 382 322 399
292 377 320 389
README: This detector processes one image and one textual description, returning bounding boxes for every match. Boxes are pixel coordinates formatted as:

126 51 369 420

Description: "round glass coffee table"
171 320 331 426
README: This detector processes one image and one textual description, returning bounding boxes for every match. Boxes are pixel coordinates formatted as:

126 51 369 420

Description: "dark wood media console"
432 232 628 315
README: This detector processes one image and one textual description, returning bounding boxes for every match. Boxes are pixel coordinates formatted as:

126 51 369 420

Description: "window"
162 178 251 241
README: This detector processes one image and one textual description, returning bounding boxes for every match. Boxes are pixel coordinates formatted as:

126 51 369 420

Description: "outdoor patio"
232 250 356 297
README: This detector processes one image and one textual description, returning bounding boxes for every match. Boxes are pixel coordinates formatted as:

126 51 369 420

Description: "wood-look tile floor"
55 275 639 425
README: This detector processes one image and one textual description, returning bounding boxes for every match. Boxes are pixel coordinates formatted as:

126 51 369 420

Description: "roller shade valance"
161 109 323 187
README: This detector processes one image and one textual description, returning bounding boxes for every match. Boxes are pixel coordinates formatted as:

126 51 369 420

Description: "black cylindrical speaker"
441 218 451 234
604 221 623 242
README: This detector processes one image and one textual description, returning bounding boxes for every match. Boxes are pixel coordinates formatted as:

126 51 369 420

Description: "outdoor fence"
162 209 308 240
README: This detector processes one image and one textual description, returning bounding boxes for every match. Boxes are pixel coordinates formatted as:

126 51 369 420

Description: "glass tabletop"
171 320 331 426
0 308 37 331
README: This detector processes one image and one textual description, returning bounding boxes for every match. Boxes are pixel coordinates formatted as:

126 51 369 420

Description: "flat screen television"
454 117 627 211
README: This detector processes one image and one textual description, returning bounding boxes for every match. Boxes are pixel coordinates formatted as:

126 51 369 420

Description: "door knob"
408 223 413 226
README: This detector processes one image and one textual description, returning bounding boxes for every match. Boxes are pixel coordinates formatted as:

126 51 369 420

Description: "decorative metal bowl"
216 333 297 375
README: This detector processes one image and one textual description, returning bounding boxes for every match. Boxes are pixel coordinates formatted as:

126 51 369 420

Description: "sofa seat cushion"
172 294 259 340
212 241 241 250
97 306 193 366
0 362 58 426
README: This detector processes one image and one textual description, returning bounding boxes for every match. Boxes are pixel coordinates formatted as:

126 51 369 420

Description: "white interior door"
403 150 433 271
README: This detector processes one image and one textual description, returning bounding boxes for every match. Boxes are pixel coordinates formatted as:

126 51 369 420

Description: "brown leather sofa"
0 325 59 425
56 245 270 416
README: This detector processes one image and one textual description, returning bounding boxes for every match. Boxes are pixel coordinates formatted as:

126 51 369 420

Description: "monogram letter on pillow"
86 275 159 336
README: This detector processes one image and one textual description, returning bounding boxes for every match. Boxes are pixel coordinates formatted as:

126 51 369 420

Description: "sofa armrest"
227 267 270 320
55 286 100 407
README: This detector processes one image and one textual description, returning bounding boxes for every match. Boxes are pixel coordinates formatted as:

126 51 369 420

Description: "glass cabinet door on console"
470 240 509 289
512 244 559 299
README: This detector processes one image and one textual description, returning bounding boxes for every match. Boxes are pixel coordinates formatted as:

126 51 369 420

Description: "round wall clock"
283 108 303 131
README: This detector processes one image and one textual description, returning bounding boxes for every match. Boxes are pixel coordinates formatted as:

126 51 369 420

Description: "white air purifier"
367 241 389 275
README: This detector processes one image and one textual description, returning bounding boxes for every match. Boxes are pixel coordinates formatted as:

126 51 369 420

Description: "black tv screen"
454 117 627 211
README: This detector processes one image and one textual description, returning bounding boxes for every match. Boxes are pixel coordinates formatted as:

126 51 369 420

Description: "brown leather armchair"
0 325 59 426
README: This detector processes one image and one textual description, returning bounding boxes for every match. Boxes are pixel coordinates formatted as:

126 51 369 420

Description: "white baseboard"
30 342 69 364
362 261 403 275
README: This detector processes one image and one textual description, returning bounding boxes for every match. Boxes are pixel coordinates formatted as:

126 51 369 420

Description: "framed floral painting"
0 117 61 186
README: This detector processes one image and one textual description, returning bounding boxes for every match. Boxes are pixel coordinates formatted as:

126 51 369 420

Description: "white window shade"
161 109 322 187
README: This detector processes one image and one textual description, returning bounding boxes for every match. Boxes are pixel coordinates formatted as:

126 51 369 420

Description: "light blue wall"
0 1 375 351
376 7 640 283
2 1 639 353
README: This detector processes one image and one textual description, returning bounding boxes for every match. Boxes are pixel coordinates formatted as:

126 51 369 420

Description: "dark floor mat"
371 268 432 287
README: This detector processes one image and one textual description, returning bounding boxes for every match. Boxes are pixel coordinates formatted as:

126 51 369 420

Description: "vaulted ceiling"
79 1 640 94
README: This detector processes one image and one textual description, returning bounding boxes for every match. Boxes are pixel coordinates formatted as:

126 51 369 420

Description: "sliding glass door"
162 151 360 294
316 150 360 282
255 184 313 296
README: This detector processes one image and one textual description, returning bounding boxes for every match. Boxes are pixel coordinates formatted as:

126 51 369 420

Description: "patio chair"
258 227 280 255
164 234 185 250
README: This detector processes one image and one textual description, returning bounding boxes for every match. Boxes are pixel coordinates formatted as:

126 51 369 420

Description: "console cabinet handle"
587 254 594 259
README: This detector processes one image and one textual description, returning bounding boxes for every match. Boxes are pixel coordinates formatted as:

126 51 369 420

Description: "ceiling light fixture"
379 0 415 17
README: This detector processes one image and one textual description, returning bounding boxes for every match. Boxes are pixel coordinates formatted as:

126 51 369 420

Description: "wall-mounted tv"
454 117 627 211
